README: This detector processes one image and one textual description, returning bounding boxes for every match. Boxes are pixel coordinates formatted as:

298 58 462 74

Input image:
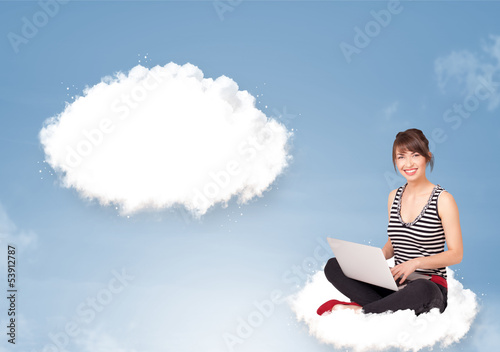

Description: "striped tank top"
387 183 447 279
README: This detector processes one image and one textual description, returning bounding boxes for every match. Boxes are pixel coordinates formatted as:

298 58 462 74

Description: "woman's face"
395 149 428 181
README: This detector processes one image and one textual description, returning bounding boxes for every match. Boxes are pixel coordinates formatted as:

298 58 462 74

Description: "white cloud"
435 35 500 110
288 268 478 352
39 63 292 217
435 51 479 92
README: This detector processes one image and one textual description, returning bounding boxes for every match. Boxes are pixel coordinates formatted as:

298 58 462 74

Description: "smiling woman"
318 128 464 316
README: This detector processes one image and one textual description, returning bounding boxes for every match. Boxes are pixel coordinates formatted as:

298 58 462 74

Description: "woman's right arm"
382 189 397 260
382 239 394 260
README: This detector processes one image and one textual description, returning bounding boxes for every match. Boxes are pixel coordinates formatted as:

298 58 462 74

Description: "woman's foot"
333 304 362 313
317 299 362 315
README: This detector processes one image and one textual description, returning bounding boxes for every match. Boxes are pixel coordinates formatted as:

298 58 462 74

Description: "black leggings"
324 258 448 315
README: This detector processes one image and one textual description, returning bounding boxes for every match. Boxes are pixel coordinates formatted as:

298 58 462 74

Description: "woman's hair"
392 128 434 171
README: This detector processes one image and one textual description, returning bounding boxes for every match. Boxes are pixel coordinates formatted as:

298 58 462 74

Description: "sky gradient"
1 1 499 351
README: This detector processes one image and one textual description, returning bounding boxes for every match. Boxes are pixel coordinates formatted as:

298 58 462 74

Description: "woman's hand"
390 259 420 284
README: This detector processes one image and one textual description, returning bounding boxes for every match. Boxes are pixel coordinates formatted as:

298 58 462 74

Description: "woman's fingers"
391 260 418 285
390 267 400 279
391 266 405 283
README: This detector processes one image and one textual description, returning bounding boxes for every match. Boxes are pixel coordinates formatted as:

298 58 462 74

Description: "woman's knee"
324 257 341 278
409 279 443 297
325 257 339 269
408 279 446 314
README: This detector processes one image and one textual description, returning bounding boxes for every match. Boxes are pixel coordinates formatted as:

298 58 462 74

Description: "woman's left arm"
419 191 463 267
391 191 463 283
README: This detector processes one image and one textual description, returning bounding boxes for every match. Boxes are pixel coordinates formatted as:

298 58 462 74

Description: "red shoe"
317 299 362 315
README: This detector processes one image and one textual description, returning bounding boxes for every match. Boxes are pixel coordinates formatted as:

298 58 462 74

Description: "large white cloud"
288 268 478 352
39 63 292 216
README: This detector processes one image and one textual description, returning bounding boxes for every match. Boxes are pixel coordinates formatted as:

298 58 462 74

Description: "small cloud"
435 50 479 93
434 35 500 110
39 63 293 217
383 101 399 120
288 268 478 352
0 202 37 251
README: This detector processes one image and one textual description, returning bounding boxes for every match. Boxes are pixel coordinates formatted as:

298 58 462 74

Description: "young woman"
318 128 463 316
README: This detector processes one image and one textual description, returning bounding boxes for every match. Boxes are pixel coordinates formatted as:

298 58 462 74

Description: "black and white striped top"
387 184 447 279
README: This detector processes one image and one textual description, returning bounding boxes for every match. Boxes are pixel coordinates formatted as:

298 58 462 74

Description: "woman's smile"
404 168 417 176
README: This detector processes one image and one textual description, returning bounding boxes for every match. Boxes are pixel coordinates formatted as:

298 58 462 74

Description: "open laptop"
327 238 430 291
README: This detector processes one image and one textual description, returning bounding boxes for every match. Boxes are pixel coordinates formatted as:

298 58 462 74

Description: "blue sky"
1 1 499 351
